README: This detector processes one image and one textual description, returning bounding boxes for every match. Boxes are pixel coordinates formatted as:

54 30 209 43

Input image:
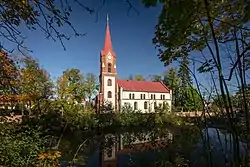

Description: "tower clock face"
108 55 112 60
107 52 112 60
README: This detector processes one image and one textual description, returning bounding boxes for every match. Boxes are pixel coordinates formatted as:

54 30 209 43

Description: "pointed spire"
103 14 112 52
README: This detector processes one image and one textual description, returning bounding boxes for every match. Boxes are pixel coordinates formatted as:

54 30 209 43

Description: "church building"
96 16 172 113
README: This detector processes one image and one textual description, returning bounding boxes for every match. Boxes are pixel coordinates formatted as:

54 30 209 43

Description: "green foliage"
163 67 202 112
19 56 54 99
163 67 179 106
176 86 203 112
56 69 85 103
163 68 179 90
26 100 186 132
141 0 250 112
56 69 99 105
133 74 145 81
142 0 249 65
235 84 250 107
0 99 189 166
212 85 250 110
84 73 99 102
0 122 48 166
151 74 162 82
178 54 192 87
0 51 20 94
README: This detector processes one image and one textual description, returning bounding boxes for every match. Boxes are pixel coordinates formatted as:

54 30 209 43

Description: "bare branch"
125 0 139 16
226 45 250 81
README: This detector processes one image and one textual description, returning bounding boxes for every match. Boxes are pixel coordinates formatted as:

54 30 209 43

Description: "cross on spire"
107 13 109 25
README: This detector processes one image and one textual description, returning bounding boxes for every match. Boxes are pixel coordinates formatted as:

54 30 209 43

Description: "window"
132 93 135 99
151 94 153 99
134 102 138 110
107 148 112 158
143 94 146 99
154 94 156 99
129 93 131 99
144 101 148 109
107 79 112 86
140 94 143 99
108 63 112 73
160 95 162 99
154 102 157 109
108 91 112 98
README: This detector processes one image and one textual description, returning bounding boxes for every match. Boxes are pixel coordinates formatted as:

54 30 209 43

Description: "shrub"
24 100 186 132
0 122 48 166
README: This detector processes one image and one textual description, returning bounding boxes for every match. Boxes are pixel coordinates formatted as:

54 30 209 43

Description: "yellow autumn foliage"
0 94 39 102
37 150 61 166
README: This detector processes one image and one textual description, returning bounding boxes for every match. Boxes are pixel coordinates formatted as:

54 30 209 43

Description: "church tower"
98 14 118 112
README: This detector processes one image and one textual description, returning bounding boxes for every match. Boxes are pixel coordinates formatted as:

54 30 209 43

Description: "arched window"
154 94 156 99
107 148 112 158
134 102 138 110
154 102 157 109
129 93 131 99
132 93 135 99
108 91 112 98
151 94 153 99
107 79 112 86
108 63 112 73
144 101 148 109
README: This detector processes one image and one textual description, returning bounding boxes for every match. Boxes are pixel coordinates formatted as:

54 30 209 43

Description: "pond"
59 126 248 167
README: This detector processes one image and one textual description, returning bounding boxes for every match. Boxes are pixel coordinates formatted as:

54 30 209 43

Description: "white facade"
118 86 172 113
103 76 116 108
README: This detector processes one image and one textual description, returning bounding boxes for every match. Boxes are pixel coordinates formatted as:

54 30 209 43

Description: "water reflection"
99 130 173 167
60 127 248 167
191 128 247 167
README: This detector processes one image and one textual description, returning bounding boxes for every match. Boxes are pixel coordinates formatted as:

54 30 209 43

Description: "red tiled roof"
117 80 170 93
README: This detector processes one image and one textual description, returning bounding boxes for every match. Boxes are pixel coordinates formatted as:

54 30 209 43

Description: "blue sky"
4 0 170 81
1 0 243 94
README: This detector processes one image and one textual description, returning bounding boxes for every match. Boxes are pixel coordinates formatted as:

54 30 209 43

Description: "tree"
235 84 250 108
0 50 19 95
0 0 94 51
142 0 249 109
84 73 99 103
178 55 192 87
0 1 139 51
19 56 53 99
56 69 85 104
177 54 193 110
163 68 179 107
183 86 203 111
133 74 145 81
142 0 250 137
150 74 162 82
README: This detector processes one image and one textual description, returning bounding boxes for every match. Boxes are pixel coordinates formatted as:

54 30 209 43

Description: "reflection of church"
99 132 173 167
